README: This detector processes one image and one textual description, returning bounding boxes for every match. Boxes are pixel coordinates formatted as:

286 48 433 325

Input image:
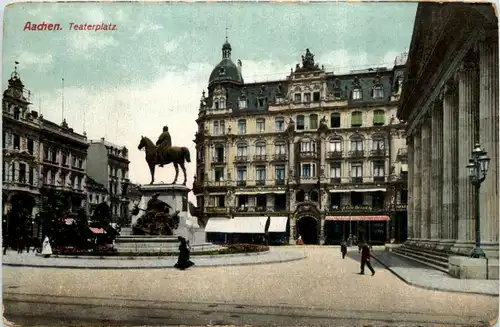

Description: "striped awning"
89 227 107 234
325 215 390 221
268 216 288 232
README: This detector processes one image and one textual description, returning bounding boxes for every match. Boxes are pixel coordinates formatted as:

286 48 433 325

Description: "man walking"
340 240 347 259
358 239 375 276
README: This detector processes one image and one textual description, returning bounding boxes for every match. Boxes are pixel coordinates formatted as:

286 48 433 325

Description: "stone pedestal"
131 183 206 244
449 256 499 280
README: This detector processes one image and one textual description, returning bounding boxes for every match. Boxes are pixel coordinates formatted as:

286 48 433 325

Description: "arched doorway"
297 216 318 244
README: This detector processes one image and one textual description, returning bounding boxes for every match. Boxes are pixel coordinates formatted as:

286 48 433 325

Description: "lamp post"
466 143 491 259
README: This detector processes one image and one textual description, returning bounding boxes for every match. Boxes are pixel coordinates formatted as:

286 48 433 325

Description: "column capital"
432 97 443 112
459 49 480 73
442 78 458 96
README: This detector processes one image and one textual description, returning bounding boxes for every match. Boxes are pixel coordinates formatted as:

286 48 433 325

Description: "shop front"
324 215 390 245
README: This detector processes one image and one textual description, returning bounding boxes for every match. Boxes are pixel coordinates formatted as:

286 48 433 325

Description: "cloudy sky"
2 2 417 200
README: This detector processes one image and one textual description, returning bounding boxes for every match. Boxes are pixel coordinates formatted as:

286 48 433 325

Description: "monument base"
449 256 499 280
115 235 219 253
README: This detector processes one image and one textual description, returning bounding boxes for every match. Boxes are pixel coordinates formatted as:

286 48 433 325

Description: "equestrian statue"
138 125 191 185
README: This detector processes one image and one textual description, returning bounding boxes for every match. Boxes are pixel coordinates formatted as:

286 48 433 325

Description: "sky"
2 2 417 201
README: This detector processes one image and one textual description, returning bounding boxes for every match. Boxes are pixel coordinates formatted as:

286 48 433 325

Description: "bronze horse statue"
138 136 191 185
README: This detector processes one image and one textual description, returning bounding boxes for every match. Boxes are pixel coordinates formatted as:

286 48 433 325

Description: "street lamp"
466 143 491 259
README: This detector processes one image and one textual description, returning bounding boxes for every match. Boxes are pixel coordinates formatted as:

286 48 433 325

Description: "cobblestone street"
3 247 498 326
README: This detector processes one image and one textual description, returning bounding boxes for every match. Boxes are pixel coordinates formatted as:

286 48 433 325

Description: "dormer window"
239 98 247 109
219 98 226 109
352 88 362 100
13 107 20 120
214 101 219 109
294 93 302 103
334 89 342 99
219 67 225 75
373 85 384 99
258 98 266 108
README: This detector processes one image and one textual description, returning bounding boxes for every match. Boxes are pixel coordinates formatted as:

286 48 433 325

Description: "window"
373 85 384 99
334 89 342 99
213 121 219 135
237 167 247 181
304 93 311 103
352 88 362 100
351 138 363 151
219 98 226 109
19 163 26 183
27 139 34 155
275 166 285 181
213 145 224 162
330 112 340 128
255 142 266 155
214 168 224 181
301 163 316 178
237 119 246 134
239 99 247 109
60 172 66 185
220 121 225 135
330 162 341 178
301 140 316 153
329 139 342 152
313 92 320 102
372 138 385 150
374 162 385 177
352 163 363 177
13 134 20 149
72 156 77 167
294 93 302 103
256 118 265 133
255 166 266 182
237 144 247 156
373 110 385 125
214 101 219 109
238 195 248 208
13 107 20 120
52 150 57 163
350 192 364 206
216 195 225 208
275 143 286 154
351 111 362 127
258 98 266 108
296 115 305 130
2 131 6 148
12 164 15 182
275 117 285 132
309 114 318 130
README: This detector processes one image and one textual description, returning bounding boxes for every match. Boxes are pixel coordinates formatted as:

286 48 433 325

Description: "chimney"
237 59 242 77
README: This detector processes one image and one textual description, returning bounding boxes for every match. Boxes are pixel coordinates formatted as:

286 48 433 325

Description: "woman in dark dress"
174 236 194 270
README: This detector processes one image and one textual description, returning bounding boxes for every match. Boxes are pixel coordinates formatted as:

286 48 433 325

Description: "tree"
76 208 90 249
91 202 111 228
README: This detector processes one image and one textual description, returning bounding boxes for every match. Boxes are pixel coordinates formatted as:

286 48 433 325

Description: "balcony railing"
299 151 318 159
206 206 228 213
351 177 363 184
373 176 385 182
207 180 228 187
328 205 385 212
330 177 341 184
211 156 227 165
253 154 267 162
273 153 287 161
236 206 287 213
348 150 365 158
275 179 285 185
370 149 386 157
327 151 343 159
237 180 246 186
256 179 265 186
235 155 248 163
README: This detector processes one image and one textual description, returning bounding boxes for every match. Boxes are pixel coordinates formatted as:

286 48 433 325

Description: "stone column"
441 79 459 247
407 135 414 241
420 116 432 243
454 54 480 254
478 31 499 257
412 130 422 240
430 99 443 243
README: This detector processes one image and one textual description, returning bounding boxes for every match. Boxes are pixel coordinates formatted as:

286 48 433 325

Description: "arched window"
351 111 362 127
300 139 316 153
329 138 342 152
350 136 364 151
309 114 318 129
236 143 247 157
296 115 305 130
255 142 266 156
330 112 340 128
275 142 286 155
310 190 319 202
373 110 385 126
372 135 385 151
296 190 305 202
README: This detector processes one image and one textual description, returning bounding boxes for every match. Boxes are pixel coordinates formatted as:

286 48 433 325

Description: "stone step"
396 246 449 262
391 251 449 274
392 248 449 272
401 246 450 260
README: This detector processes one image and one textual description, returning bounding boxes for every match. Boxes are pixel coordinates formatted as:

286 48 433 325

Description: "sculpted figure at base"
133 195 180 236
138 128 191 184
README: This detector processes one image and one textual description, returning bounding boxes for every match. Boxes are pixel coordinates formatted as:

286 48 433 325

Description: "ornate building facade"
193 40 409 244
86 138 130 222
399 3 498 265
2 64 89 236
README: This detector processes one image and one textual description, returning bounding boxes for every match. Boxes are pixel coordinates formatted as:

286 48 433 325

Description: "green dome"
208 58 244 87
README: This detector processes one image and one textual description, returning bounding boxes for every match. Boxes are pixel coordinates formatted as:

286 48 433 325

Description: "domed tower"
208 37 244 88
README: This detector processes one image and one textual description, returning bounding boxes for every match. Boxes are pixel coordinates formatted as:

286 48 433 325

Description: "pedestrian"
2 234 8 255
174 236 194 270
41 236 53 258
296 235 303 245
25 235 32 253
340 240 347 259
358 239 375 276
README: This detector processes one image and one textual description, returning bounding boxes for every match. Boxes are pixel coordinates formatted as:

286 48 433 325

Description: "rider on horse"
156 126 172 167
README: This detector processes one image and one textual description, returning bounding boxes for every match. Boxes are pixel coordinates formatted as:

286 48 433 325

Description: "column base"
478 242 499 259
289 237 296 245
449 256 499 280
450 240 476 255
436 239 456 252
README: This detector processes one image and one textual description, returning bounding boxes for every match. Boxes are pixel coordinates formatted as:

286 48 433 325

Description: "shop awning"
329 189 350 193
205 218 234 233
401 164 408 172
89 227 106 234
232 216 268 234
325 215 390 221
268 216 288 232
352 188 386 192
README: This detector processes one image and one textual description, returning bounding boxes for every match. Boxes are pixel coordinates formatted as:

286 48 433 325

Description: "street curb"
2 253 306 270
370 253 499 297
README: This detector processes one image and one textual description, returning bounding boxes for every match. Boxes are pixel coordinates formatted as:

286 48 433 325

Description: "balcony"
272 153 287 161
330 177 341 184
370 149 386 157
327 151 343 159
211 156 227 166
299 151 318 160
256 179 266 186
348 150 365 158
206 206 228 213
275 179 285 186
373 176 385 183
207 180 228 187
234 155 248 163
253 154 268 162
351 177 363 184
237 180 247 186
